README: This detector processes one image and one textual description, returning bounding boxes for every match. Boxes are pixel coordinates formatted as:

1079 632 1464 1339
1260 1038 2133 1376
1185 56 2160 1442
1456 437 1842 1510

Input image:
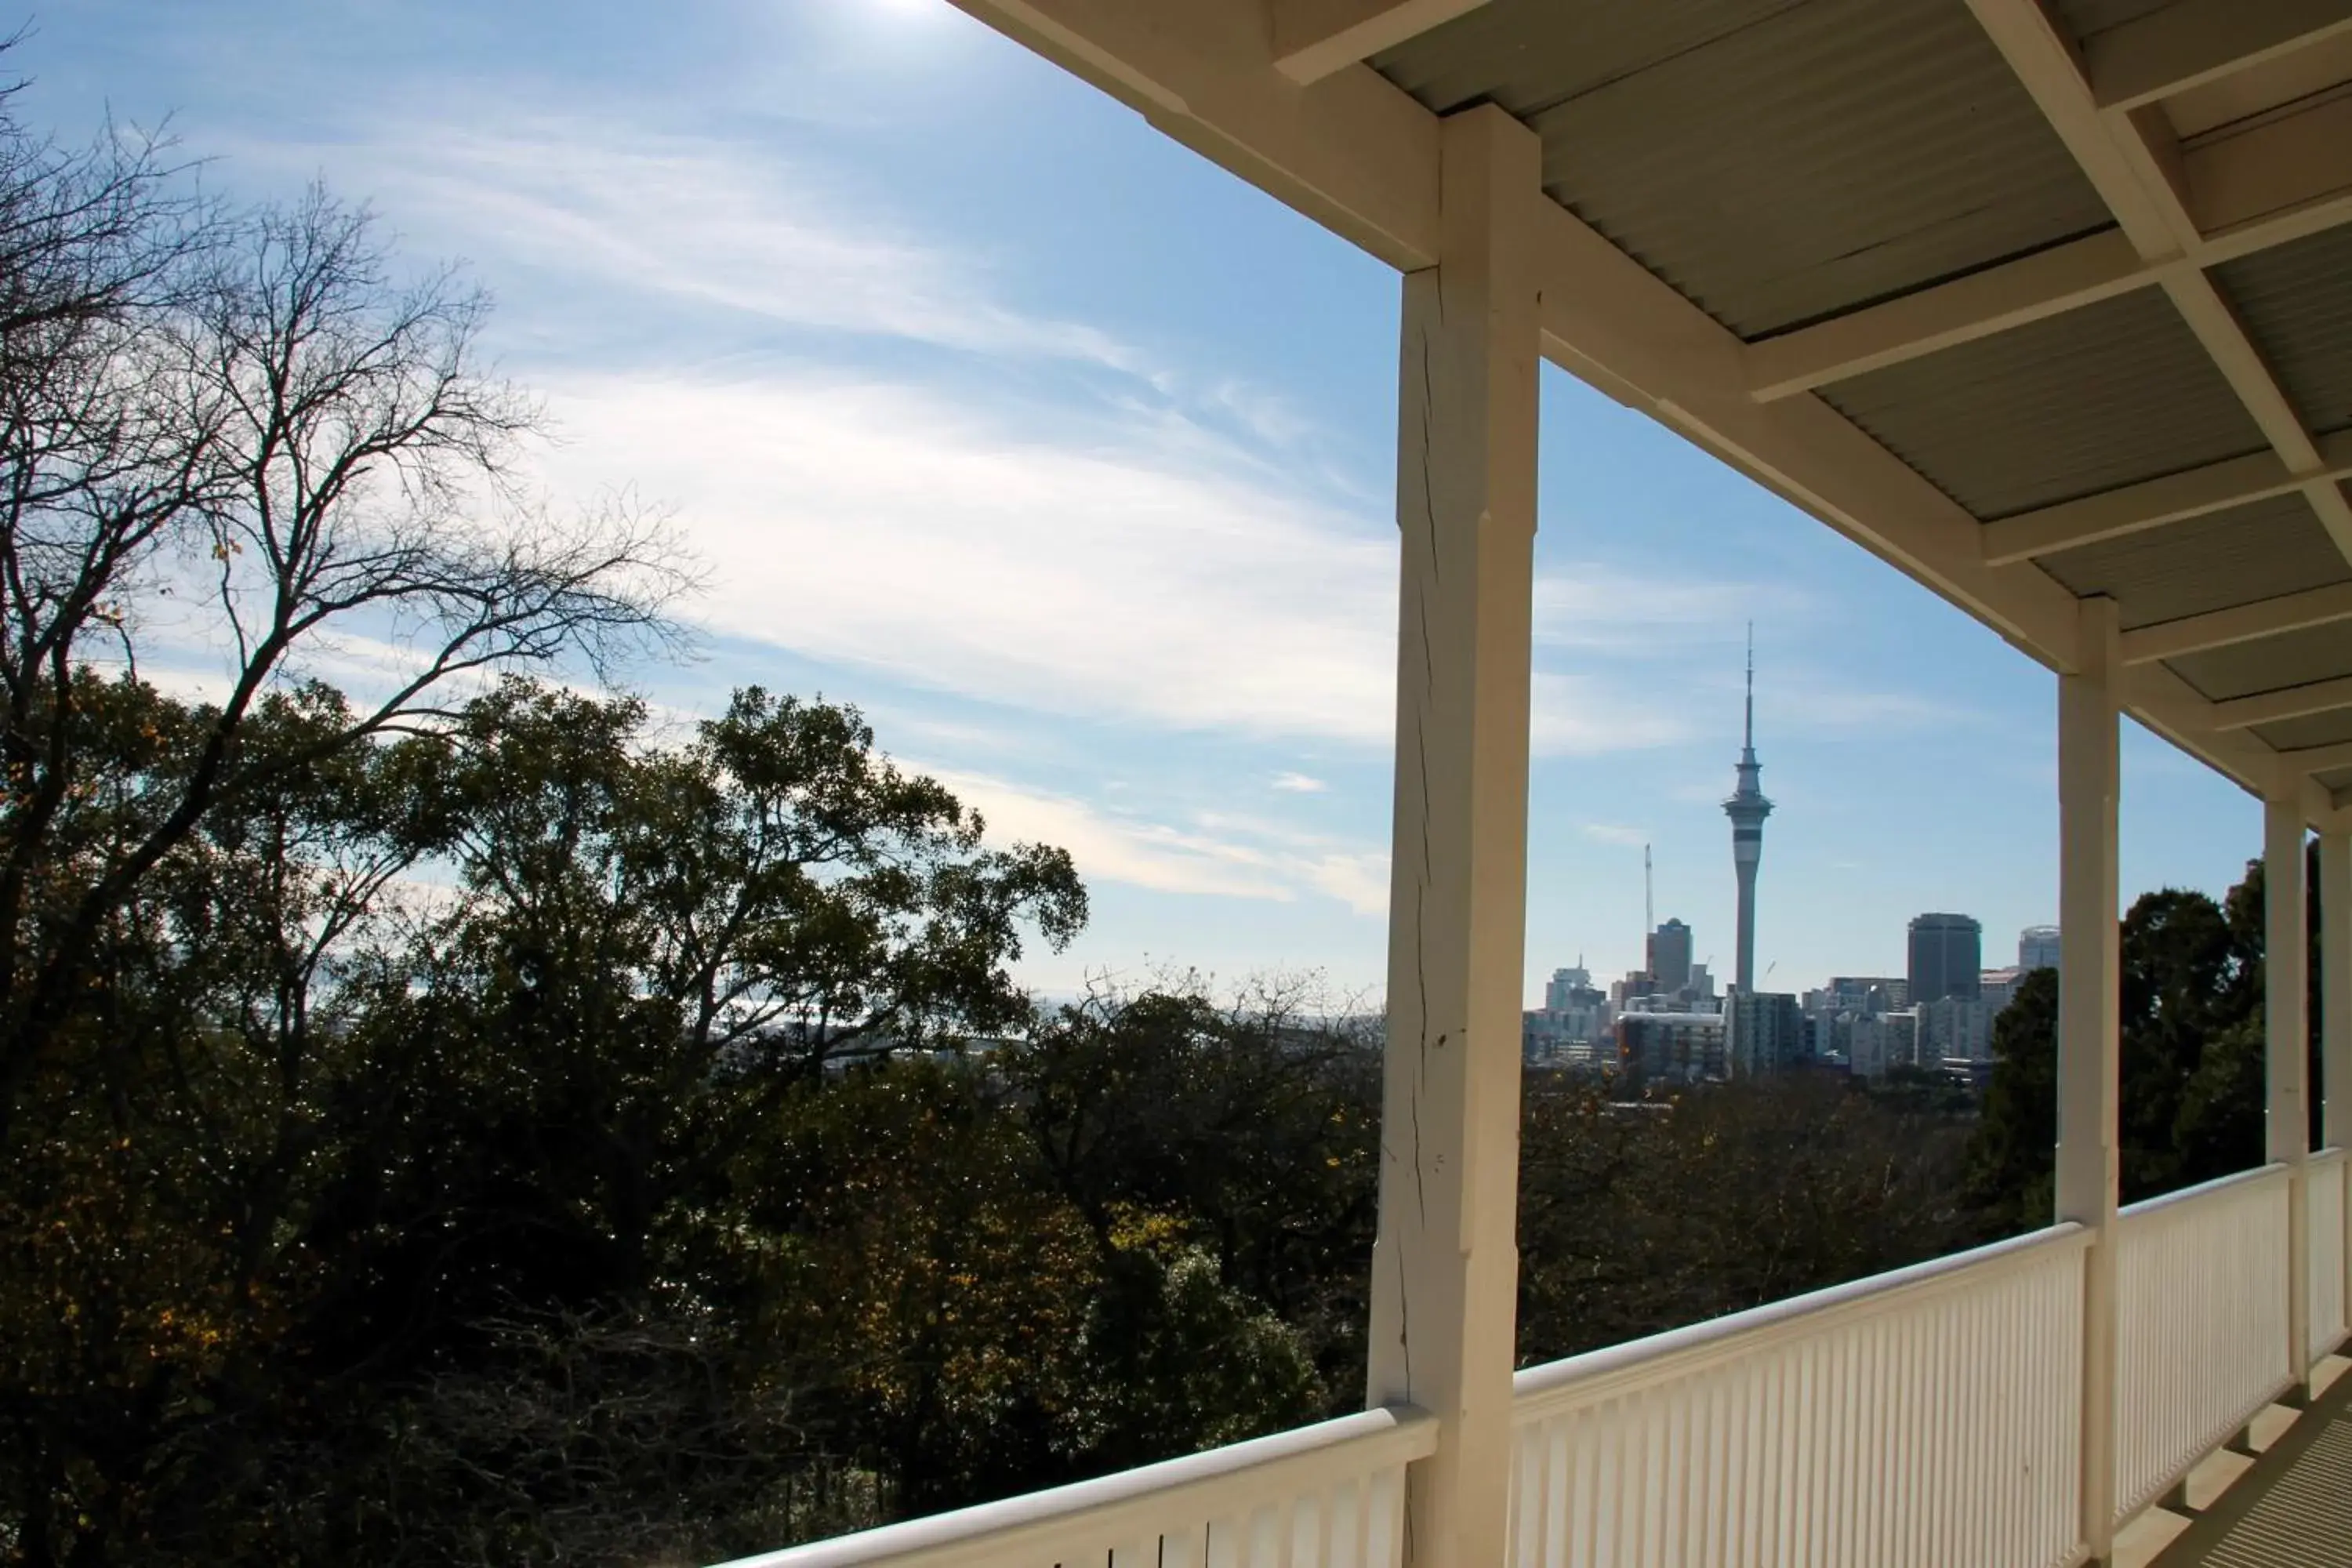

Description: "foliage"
1966 855 2314 1233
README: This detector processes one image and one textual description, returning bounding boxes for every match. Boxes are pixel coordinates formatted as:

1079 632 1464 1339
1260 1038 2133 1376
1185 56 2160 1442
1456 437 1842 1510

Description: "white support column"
1365 103 1540 1568
2324 828 2352 1352
2056 596 2122 1563
2325 829 2352 1156
2264 782 2312 1391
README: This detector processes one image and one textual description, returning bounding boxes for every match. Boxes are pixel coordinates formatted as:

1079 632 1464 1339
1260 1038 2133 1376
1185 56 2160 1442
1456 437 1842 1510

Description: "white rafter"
2212 674 2352 730
1964 0 2352 572
1270 0 1495 85
2083 0 2352 111
2120 581 2352 666
1977 440 2352 565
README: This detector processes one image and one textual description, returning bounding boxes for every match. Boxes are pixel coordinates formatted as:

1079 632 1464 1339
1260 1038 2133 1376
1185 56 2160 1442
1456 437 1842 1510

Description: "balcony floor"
2130 1354 2352 1568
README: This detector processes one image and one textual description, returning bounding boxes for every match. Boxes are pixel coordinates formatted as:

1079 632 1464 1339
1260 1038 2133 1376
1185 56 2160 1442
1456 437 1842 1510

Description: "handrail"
2312 1145 2348 1166
1512 1221 2087 1416
710 1404 1436 1568
2116 1160 2288 1221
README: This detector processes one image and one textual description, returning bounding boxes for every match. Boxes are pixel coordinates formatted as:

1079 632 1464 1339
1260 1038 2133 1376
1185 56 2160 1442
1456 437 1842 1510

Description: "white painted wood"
2183 89 2352 238
1271 0 1495 85
2268 786 2316 1393
2059 595 2122 1563
1966 0 2352 580
1507 1226 2092 1568
2084 0 2352 111
2310 1146 2349 1359
1977 438 2352 565
2211 673 2352 730
2112 1164 2297 1520
2281 738 2352 778
1743 230 2151 401
709 1407 1436 1568
2120 581 2352 666
2327 833 2352 1156
1366 103 1538 1568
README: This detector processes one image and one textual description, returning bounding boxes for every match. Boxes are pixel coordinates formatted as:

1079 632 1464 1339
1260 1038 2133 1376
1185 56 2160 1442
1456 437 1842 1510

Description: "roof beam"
1979 430 2352 564
2281 737 2352 775
2085 0 2352 111
2212 673 2352 729
1744 231 2154 401
2184 89 2352 236
1749 43 2352 401
1965 0 2352 570
2120 581 2352 665
1270 0 1495 85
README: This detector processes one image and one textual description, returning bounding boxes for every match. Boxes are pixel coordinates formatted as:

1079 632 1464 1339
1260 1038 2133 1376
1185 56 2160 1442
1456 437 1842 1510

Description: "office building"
2018 925 2061 971
1727 990 1806 1076
1907 913 1983 1005
1647 918 1693 993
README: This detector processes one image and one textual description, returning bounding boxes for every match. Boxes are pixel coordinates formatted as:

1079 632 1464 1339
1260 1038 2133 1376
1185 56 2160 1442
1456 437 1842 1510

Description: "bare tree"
0 147 691 1129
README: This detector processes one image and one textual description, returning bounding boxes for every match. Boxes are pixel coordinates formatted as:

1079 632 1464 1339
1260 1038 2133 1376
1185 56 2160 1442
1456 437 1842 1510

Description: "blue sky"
34 0 2263 1000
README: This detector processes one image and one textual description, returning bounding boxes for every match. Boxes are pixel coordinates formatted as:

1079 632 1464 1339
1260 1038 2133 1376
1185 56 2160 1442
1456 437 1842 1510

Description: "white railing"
710 1406 1434 1568
2112 1163 2293 1521
2314 1147 2350 1363
1504 1225 2089 1568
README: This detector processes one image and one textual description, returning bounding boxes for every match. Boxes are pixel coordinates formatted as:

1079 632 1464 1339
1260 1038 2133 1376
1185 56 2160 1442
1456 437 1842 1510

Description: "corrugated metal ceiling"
2215 223 2352 437
2034 494 2352 630
1823 289 2267 520
1371 0 2113 338
2169 619 2352 702
2053 0 2173 38
2252 711 2352 752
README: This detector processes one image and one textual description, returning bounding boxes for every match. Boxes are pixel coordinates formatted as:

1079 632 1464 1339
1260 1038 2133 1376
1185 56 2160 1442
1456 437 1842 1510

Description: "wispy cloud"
1272 771 1327 793
285 113 1136 368
934 766 1388 913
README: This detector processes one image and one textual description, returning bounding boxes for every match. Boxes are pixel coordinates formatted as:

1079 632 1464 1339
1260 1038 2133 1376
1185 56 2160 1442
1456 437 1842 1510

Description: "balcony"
713 1 2352 1563
716 1152 2349 1568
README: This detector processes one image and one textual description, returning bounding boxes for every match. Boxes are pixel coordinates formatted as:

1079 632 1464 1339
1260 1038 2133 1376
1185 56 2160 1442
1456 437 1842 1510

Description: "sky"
28 0 2266 1003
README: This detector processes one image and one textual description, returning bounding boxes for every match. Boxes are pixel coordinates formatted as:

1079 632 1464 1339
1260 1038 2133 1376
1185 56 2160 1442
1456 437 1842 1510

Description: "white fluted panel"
713 1408 1429 1568
2312 1149 2349 1362
2112 1164 2292 1521
1507 1226 2089 1568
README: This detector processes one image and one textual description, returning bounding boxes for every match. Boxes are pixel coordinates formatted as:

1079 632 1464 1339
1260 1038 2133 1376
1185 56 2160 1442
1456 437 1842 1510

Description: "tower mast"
1723 625 1774 993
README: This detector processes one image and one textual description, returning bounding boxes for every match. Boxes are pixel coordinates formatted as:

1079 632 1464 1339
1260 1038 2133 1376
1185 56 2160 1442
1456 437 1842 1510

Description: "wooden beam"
2212 673 2352 730
2281 738 2352 776
1271 0 1494 85
1966 0 2352 580
2085 0 2352 111
2121 581 2352 666
1745 112 2352 401
1981 448 2292 564
2185 91 2352 237
1744 231 2154 401
1528 198 2088 672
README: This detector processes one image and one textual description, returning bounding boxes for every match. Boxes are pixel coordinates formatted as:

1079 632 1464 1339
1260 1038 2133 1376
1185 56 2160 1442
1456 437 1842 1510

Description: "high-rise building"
1646 918 1693 993
1908 913 1984 1005
1723 630 1773 993
2018 925 2061 971
1726 990 1805 1076
1544 964 1593 1011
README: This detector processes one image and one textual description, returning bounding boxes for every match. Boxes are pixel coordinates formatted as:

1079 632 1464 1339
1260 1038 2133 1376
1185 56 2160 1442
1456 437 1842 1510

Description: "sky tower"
1724 628 1773 993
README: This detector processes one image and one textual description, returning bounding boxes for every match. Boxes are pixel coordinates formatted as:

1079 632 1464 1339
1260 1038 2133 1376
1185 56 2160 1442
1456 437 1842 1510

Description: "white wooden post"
2324 828 2352 1357
1365 103 1540 1568
2326 829 2352 1158
2056 595 2121 1563
2264 783 2311 1392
